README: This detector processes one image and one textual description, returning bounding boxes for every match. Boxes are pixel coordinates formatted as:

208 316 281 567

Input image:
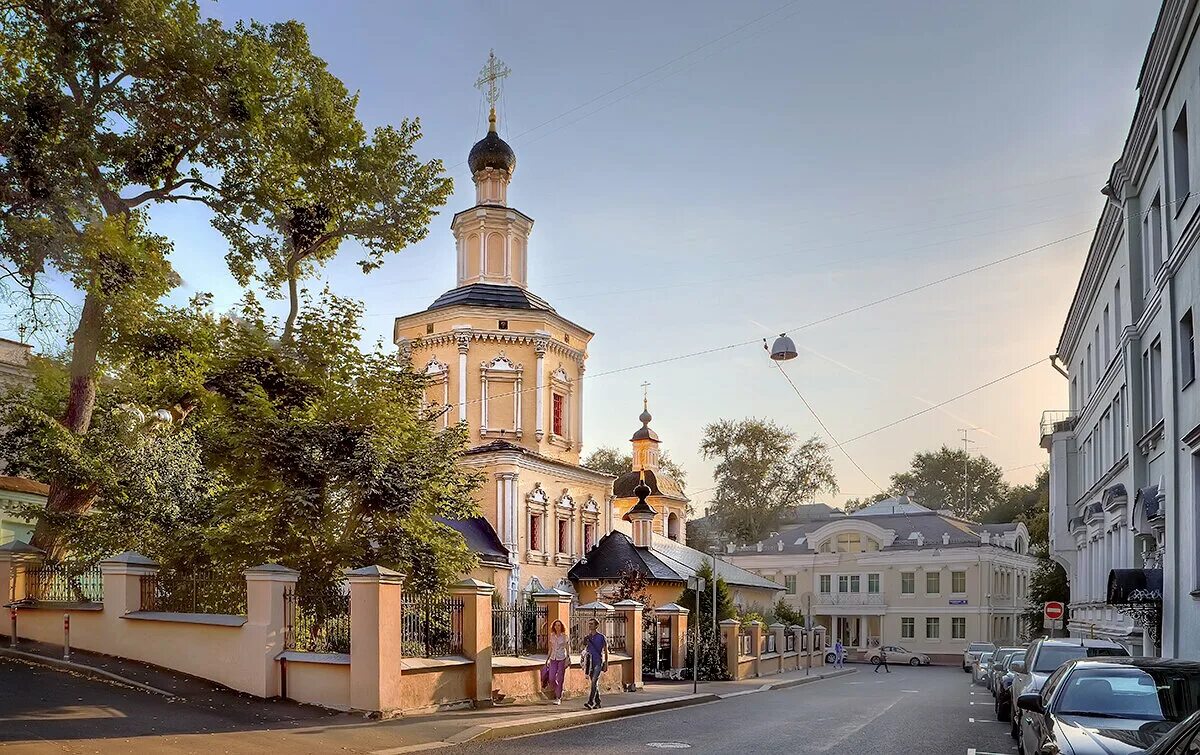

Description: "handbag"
539 661 551 689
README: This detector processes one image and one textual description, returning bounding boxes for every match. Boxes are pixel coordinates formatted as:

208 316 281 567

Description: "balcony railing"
1040 410 1078 442
814 593 886 606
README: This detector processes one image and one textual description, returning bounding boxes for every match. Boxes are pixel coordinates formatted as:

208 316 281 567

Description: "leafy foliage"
582 445 689 490
885 445 1007 520
2 292 482 593
1024 559 1070 638
677 560 736 629
771 597 806 627
700 418 838 542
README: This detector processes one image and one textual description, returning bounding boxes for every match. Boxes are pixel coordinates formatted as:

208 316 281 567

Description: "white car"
972 651 994 684
963 641 996 672
868 645 931 666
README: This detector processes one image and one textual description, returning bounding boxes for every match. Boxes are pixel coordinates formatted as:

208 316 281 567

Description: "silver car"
1008 637 1129 740
972 651 995 684
963 641 996 672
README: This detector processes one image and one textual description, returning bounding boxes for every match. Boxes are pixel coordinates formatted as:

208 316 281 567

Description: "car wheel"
963 665 971 672
909 658 919 666
1010 711 1019 740
825 653 836 664
996 701 1007 722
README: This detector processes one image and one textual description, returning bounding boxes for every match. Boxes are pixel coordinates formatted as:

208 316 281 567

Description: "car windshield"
1006 652 1026 671
1055 666 1200 722
1032 645 1129 673
979 653 994 664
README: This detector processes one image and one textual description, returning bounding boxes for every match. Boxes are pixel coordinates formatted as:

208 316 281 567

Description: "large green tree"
886 445 1007 520
0 2 449 558
1 291 482 592
700 418 838 543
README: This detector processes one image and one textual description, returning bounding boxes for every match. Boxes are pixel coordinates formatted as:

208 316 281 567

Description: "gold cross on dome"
641 381 651 406
475 50 511 109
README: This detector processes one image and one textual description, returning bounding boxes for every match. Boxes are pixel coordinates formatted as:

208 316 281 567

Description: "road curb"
0 647 176 698
464 693 721 743
765 668 857 691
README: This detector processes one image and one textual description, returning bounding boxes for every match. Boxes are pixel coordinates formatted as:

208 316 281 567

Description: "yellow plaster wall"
285 659 352 711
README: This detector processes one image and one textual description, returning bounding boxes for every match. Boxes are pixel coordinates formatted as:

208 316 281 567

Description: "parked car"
1141 707 1200 754
964 641 997 672
988 647 1025 694
995 649 1026 723
1016 657 1200 755
1008 638 1131 740
973 651 996 685
867 645 930 666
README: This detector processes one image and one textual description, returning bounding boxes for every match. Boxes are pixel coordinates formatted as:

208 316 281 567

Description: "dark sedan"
1016 657 1200 755
1140 707 1200 753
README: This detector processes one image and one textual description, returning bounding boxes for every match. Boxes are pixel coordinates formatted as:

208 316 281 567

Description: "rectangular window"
1071 377 1078 411
838 575 849 593
530 514 541 552
951 571 967 594
1175 106 1191 208
926 617 940 640
1115 280 1122 333
1094 325 1101 379
1151 338 1164 423
926 571 940 594
583 523 595 552
1182 309 1196 386
1144 193 1163 288
901 572 915 595
557 518 568 554
868 574 880 594
849 575 861 593
785 574 797 595
1103 305 1111 363
1086 344 1093 394
819 575 831 594
901 617 915 639
951 617 967 640
551 393 565 436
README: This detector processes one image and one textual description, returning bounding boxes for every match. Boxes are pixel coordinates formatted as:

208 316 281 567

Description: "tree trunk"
30 290 105 559
281 266 300 344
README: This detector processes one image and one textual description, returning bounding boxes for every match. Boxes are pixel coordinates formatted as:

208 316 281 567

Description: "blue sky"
6 1 1160 511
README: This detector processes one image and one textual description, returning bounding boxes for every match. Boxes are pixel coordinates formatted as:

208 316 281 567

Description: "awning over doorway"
1106 568 1163 605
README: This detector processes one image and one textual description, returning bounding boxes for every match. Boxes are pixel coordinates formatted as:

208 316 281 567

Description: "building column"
748 620 763 677
454 327 471 424
242 562 300 698
451 578 496 708
0 541 43 608
534 333 548 440
535 589 574 645
576 361 585 448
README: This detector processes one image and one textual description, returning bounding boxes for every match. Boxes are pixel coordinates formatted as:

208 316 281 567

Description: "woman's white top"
548 633 570 661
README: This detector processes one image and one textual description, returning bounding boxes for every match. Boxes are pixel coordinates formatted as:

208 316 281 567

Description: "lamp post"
707 545 720 636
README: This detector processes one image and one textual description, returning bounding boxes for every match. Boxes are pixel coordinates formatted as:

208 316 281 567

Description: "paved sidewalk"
0 641 853 753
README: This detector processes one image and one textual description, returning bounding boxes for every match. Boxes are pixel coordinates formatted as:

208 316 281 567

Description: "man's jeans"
586 658 603 706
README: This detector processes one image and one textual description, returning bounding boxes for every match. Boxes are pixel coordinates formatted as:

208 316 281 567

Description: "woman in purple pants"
543 620 569 704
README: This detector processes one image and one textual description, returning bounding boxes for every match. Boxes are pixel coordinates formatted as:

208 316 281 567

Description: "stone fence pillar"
720 618 740 679
451 578 495 708
813 625 828 666
99 551 159 616
613 599 644 689
654 603 689 671
0 541 44 607
347 565 404 714
535 589 574 644
244 563 299 698
748 620 763 677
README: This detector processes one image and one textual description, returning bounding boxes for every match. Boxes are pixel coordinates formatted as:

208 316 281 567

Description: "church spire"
631 388 661 473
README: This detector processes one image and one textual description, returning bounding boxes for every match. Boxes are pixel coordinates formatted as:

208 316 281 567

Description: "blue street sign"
949 599 968 605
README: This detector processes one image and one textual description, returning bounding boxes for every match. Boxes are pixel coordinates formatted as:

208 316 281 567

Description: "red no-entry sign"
1044 601 1065 620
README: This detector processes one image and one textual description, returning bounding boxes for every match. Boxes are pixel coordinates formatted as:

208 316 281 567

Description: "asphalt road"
454 665 1018 755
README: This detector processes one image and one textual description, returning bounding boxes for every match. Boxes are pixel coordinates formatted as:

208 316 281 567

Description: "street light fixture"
766 334 798 361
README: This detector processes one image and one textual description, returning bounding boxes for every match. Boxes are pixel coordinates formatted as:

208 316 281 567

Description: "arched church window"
667 512 680 541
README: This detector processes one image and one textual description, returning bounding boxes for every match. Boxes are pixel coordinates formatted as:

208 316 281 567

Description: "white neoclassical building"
726 497 1037 665
1042 0 1200 660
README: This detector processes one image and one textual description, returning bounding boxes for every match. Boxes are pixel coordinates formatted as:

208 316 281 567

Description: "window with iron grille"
530 514 542 551
552 393 565 436
557 518 568 554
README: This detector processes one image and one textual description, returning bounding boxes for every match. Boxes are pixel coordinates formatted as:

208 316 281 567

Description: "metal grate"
570 613 627 653
139 570 246 614
24 563 102 604
492 603 546 656
400 593 464 658
283 584 350 654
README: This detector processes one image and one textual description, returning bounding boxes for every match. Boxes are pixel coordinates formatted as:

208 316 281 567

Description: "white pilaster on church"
577 363 585 449
455 326 471 423
534 332 548 439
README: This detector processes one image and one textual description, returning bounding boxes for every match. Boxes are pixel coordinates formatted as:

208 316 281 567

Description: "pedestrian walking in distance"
583 618 609 709
542 620 569 705
874 646 890 673
834 639 845 669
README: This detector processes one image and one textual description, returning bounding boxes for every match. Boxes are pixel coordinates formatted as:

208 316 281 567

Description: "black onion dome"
468 127 516 175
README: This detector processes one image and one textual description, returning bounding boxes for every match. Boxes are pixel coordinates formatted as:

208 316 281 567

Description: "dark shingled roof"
436 516 509 567
427 283 556 313
569 531 781 591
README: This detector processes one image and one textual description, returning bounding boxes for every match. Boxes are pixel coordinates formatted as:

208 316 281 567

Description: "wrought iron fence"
492 603 545 657
139 570 247 614
571 613 628 653
284 584 350 654
401 593 464 658
24 563 103 604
